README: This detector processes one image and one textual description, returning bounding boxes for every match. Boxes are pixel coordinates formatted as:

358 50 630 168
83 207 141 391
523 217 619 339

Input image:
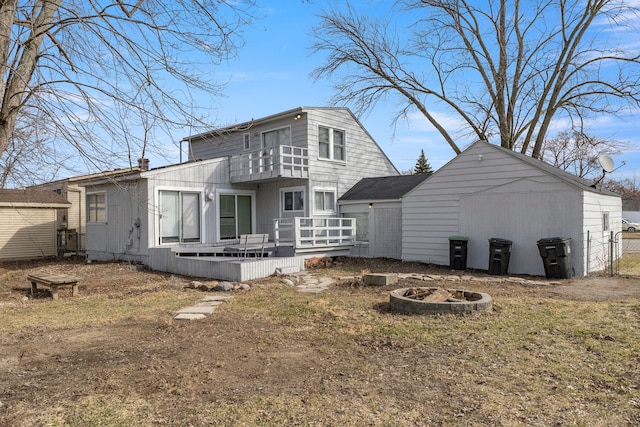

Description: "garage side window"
87 192 106 222
603 211 610 232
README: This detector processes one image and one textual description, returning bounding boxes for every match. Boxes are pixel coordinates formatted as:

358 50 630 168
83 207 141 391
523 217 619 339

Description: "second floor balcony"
230 145 309 183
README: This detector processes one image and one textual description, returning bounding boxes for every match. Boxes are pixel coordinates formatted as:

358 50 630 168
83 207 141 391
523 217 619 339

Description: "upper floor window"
318 126 346 161
243 133 251 150
262 127 291 149
87 192 106 222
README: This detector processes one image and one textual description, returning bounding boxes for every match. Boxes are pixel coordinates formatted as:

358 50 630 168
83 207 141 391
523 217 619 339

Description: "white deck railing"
274 217 356 249
230 145 309 182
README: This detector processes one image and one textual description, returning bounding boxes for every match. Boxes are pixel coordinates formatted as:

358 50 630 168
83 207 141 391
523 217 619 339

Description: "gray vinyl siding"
0 208 58 260
86 179 149 263
190 116 309 160
189 108 398 201
305 109 398 197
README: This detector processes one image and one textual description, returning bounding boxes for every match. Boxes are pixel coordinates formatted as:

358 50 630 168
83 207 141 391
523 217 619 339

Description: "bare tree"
604 175 640 210
0 109 66 188
542 130 629 178
311 1 640 158
0 0 257 183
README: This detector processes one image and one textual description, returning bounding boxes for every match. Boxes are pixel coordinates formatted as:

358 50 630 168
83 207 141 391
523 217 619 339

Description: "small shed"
0 189 71 260
339 174 431 258
401 141 621 276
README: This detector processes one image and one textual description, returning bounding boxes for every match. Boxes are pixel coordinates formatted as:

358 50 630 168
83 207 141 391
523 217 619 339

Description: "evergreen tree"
414 149 433 174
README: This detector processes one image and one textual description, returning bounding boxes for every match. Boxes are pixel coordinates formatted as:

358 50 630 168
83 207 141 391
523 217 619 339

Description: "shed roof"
484 141 619 197
339 174 431 201
0 189 71 208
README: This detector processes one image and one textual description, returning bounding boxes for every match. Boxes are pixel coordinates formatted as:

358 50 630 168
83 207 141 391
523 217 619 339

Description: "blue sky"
155 1 640 180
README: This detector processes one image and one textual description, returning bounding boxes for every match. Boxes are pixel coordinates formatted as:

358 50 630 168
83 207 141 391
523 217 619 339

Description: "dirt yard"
1 258 639 426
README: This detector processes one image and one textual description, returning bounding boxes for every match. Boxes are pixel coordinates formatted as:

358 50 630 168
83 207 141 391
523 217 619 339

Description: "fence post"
609 230 614 277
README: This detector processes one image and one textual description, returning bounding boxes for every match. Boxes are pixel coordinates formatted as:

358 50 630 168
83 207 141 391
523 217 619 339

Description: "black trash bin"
448 236 469 270
488 238 512 275
536 237 573 279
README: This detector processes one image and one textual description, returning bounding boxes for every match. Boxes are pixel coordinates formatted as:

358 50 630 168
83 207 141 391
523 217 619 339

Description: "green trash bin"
537 237 573 279
448 236 469 270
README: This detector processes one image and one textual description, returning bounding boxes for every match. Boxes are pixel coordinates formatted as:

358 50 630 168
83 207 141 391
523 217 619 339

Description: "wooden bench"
28 274 80 300
223 234 272 258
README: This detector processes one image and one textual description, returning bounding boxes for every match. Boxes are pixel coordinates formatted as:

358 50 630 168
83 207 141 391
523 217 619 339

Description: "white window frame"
156 187 204 245
603 211 610 232
318 125 346 162
87 191 107 223
281 186 305 214
313 188 337 214
243 133 251 151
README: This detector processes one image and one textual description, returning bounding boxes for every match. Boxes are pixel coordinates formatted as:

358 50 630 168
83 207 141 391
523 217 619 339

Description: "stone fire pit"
389 287 492 315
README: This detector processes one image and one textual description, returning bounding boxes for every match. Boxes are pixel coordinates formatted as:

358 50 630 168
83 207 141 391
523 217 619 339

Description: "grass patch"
0 290 201 334
618 252 640 275
1 270 639 426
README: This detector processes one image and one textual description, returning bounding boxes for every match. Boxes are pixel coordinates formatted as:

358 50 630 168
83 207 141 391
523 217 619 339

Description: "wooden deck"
148 247 306 282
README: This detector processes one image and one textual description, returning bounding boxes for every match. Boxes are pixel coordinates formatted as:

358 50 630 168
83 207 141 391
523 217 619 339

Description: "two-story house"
81 107 399 280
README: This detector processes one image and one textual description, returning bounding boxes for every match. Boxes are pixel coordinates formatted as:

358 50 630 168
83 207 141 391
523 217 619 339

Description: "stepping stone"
175 313 207 320
176 306 217 315
195 301 224 307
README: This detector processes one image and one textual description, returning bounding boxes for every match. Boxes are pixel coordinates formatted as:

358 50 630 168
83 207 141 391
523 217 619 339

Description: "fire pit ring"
389 287 492 315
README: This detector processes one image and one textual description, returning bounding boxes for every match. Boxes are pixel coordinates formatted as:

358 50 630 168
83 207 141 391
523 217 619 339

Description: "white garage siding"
401 141 621 276
582 191 622 274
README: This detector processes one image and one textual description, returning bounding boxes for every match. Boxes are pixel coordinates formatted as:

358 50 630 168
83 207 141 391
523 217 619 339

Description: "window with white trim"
318 126 346 161
281 187 305 213
243 133 251 150
87 192 106 222
314 189 336 213
603 211 610 232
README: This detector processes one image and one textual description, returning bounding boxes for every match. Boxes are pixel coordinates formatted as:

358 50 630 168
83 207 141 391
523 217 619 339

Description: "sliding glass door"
159 190 201 244
219 194 252 240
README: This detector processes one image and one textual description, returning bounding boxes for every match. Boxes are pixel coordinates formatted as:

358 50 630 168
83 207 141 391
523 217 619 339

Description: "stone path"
292 271 335 293
175 271 558 320
174 295 235 320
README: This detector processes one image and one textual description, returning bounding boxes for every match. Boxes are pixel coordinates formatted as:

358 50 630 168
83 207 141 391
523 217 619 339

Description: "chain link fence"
616 233 640 276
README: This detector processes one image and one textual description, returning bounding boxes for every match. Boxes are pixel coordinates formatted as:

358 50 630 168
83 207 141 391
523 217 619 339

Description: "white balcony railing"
230 145 309 182
274 217 356 249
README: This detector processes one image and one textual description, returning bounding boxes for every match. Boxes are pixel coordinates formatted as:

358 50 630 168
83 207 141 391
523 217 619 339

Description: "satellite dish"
598 155 615 173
